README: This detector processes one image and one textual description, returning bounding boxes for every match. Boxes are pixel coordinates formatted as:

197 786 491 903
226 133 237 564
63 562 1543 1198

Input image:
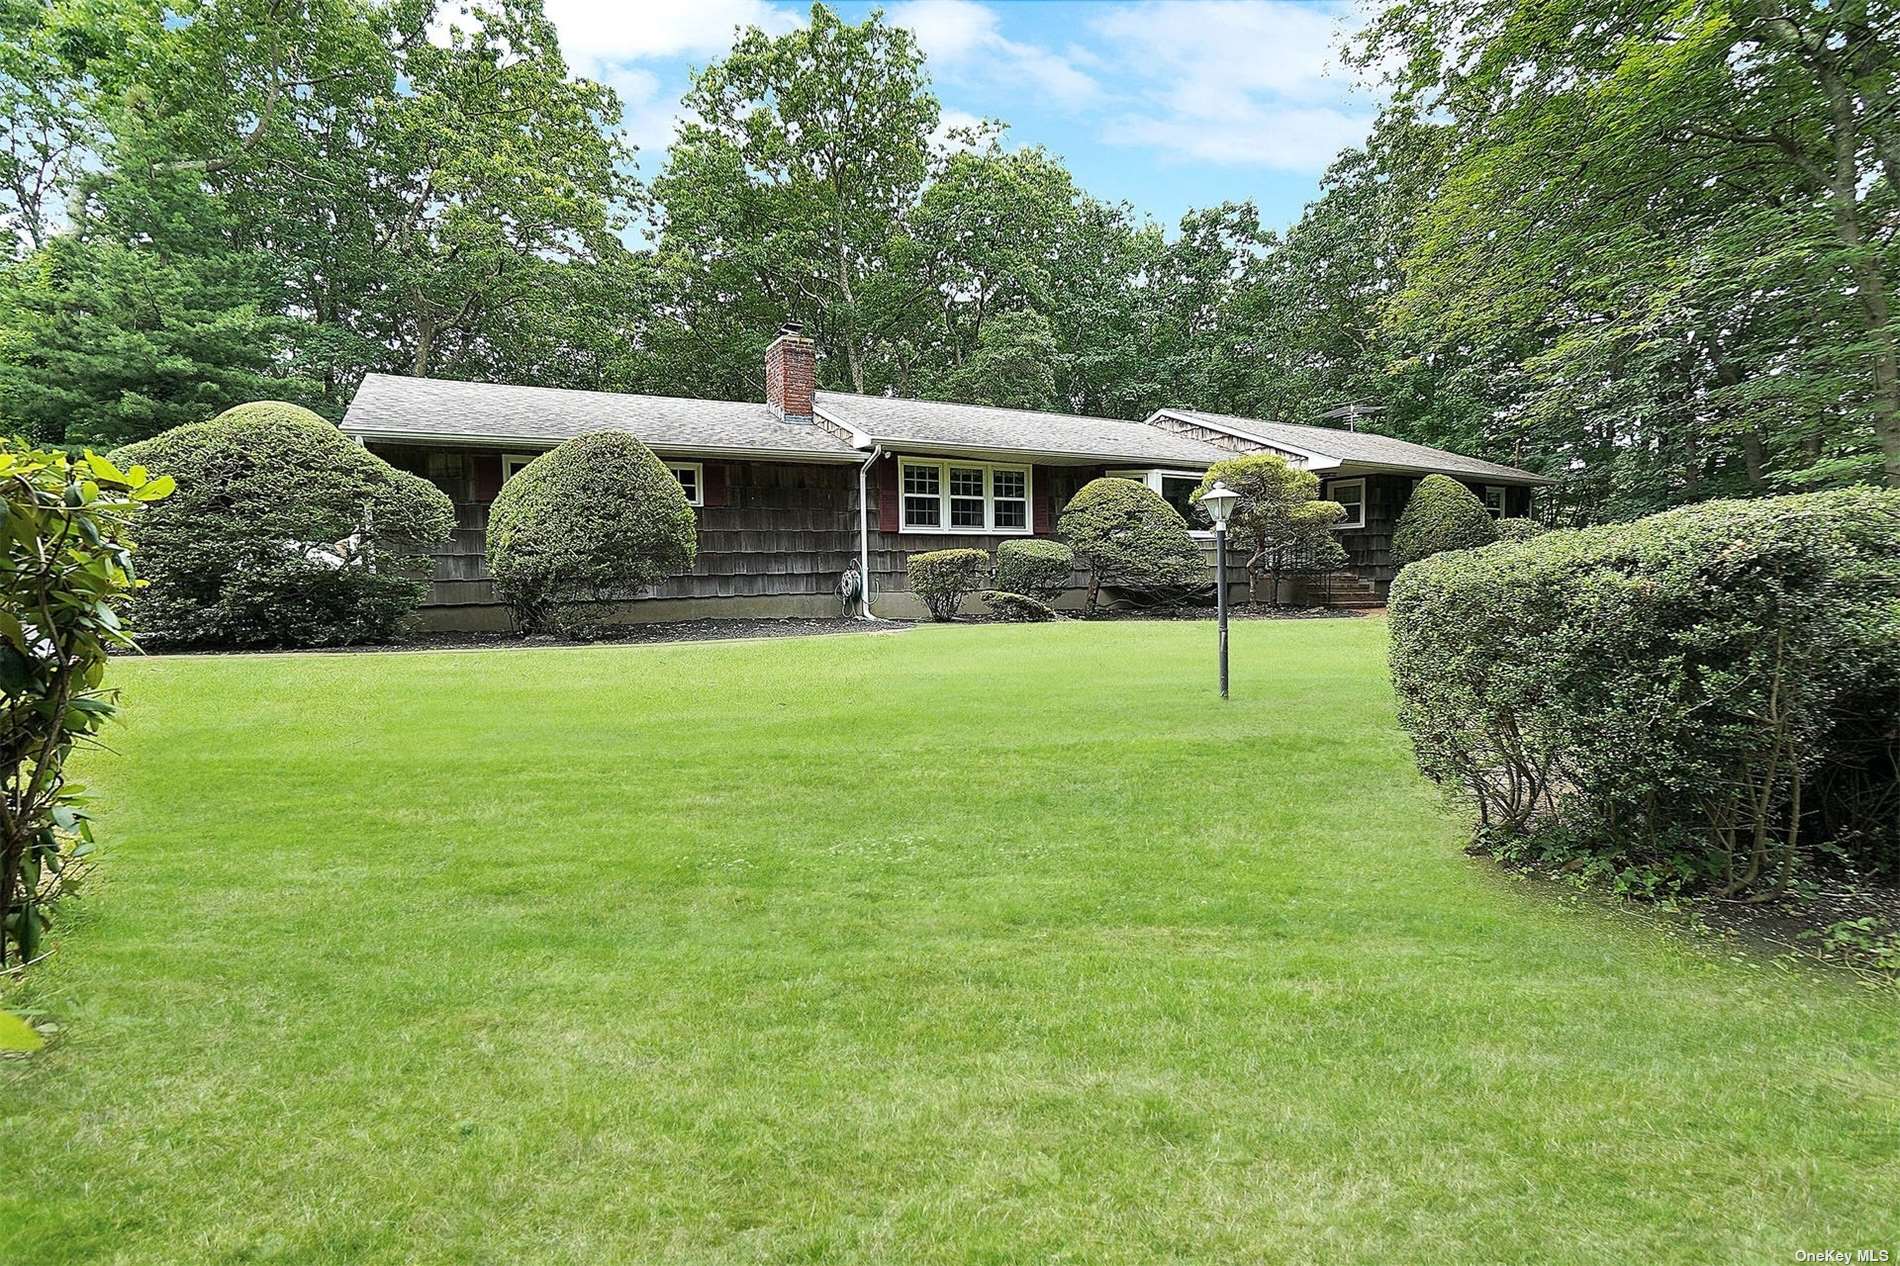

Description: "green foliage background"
4 0 1898 515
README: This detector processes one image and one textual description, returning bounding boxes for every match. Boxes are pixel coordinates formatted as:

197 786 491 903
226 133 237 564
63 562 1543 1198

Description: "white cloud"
520 1 802 170
930 107 998 157
889 0 1101 111
592 66 684 167
1089 0 1374 171
541 0 800 64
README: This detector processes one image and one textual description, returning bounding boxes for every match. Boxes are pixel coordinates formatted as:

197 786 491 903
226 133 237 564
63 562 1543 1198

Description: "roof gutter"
341 428 864 464
856 444 883 620
860 439 1220 467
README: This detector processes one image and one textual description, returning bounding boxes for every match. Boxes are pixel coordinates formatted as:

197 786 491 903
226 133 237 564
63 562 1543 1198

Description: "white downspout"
857 444 883 619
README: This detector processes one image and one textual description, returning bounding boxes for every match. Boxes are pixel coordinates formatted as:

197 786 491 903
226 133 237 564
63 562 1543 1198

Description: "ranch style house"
341 325 1548 628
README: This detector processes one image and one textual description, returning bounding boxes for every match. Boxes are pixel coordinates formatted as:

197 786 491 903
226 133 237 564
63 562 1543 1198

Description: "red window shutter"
878 455 900 533
471 453 503 503
702 462 729 508
1033 465 1053 535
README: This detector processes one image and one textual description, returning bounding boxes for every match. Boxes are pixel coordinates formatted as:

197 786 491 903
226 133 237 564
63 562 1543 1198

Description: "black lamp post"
1200 480 1240 699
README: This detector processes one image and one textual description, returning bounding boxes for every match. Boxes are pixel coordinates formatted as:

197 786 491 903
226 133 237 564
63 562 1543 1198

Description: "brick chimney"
765 322 816 424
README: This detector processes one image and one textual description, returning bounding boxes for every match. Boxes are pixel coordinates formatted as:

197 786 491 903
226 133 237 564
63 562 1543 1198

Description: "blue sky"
533 0 1376 235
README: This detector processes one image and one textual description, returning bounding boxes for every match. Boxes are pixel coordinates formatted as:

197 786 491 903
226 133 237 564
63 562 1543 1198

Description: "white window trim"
898 458 1034 535
1481 484 1505 518
667 460 705 507
1327 478 1367 530
501 453 537 482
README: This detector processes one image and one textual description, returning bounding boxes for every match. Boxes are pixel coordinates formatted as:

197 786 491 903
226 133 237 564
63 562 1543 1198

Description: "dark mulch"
1497 857 1900 982
1693 879 1900 979
1084 603 1376 621
147 616 910 657
145 604 1375 656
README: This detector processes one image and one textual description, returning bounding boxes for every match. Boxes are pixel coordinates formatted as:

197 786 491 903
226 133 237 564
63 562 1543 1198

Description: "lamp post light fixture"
1199 480 1241 698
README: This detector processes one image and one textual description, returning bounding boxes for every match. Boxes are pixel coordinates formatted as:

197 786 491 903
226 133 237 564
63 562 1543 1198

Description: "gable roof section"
815 391 1224 465
341 373 1232 468
1154 409 1551 485
342 374 861 461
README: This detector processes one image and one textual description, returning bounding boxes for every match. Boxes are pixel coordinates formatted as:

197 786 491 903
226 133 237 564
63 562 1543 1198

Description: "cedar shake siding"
341 344 1549 626
373 445 859 623
369 444 1113 628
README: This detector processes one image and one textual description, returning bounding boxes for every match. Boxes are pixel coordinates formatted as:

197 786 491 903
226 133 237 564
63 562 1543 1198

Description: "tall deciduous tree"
1362 0 1900 494
0 0 95 253
654 3 938 395
1 0 636 443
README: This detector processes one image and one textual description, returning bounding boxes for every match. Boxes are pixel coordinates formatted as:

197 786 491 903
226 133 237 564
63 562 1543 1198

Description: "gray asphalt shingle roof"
814 391 1225 464
340 374 1544 482
342 374 861 459
1161 409 1549 484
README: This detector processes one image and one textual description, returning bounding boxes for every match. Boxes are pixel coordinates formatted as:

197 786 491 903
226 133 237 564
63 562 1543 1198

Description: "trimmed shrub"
1058 478 1206 611
906 548 990 621
1393 474 1498 565
1494 516 1545 543
1389 489 1900 898
112 402 455 648
980 590 1057 622
487 431 697 634
994 539 1074 604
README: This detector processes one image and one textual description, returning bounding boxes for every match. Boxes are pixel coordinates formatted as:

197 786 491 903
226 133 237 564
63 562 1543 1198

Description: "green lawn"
2 619 1894 1264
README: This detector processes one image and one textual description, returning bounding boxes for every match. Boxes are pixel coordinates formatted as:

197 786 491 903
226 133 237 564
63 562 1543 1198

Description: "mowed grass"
1 619 1895 1264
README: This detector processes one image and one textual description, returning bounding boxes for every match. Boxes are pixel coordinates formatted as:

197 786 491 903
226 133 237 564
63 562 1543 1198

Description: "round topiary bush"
1494 516 1545 543
993 538 1074 605
1393 474 1499 566
906 548 990 621
1058 477 1206 611
486 431 697 634
111 401 455 648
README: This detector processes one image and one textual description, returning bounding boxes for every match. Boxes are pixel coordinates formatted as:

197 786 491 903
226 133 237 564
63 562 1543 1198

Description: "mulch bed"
145 605 1376 656
1500 857 1900 983
286 616 912 654
1083 603 1376 621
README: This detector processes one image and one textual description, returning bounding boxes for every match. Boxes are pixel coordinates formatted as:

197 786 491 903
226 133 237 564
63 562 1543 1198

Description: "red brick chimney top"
765 322 815 424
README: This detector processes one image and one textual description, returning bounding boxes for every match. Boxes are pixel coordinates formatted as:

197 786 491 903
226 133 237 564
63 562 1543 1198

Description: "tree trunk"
1766 5 1900 486
1742 430 1766 489
414 315 435 378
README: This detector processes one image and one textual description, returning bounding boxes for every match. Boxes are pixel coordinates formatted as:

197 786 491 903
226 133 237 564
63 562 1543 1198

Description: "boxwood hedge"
1058 478 1206 611
1388 489 1900 897
486 431 697 634
1393 474 1498 565
906 548 990 621
993 539 1074 604
111 402 455 647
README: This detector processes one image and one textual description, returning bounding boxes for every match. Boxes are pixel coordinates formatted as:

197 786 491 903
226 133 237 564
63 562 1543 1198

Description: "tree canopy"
3 0 1896 511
